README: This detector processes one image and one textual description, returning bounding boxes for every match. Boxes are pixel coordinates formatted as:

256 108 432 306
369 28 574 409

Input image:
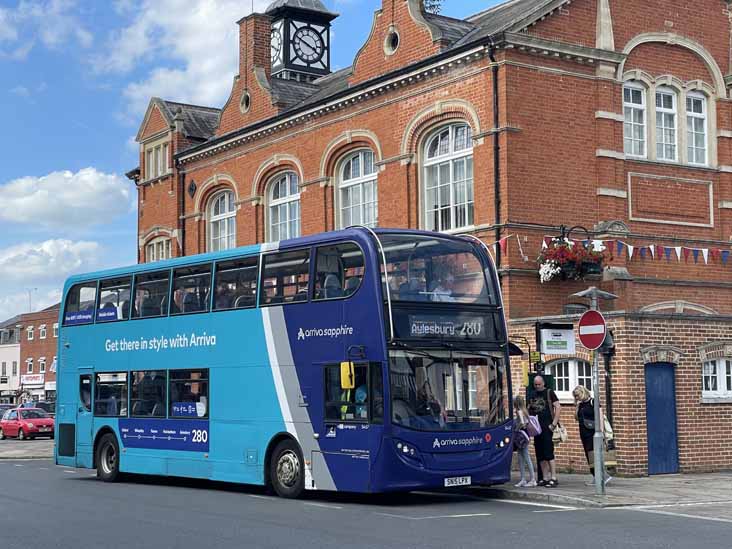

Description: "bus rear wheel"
96 433 120 483
270 439 305 499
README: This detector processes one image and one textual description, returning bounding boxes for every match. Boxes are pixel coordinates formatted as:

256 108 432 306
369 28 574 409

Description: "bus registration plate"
444 476 471 487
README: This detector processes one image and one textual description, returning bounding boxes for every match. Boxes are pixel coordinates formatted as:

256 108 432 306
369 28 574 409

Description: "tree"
424 0 442 14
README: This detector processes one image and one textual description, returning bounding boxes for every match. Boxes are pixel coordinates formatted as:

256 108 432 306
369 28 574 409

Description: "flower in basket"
538 239 608 283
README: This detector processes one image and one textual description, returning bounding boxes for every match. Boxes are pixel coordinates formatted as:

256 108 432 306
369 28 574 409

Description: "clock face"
292 26 325 64
271 28 283 64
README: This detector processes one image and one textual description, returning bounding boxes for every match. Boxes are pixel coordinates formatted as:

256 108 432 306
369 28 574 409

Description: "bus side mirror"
340 362 355 390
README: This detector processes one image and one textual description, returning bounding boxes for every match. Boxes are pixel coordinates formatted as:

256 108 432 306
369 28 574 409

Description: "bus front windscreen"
389 350 509 432
379 234 495 305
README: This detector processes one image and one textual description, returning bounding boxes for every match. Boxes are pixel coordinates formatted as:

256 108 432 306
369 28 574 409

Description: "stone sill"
700 397 732 405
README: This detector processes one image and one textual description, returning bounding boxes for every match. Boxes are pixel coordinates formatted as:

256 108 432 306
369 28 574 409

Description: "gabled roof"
136 97 221 143
159 0 573 159
0 315 21 330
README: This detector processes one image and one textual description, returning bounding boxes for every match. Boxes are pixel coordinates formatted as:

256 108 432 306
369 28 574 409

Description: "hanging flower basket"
538 239 608 283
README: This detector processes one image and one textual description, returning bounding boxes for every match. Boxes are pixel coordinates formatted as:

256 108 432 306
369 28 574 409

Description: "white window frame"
267 172 301 242
143 138 172 181
337 149 378 229
655 87 678 162
26 358 33 374
39 324 46 339
702 359 732 399
39 358 46 374
686 92 708 166
423 123 474 233
546 359 593 402
623 83 647 158
146 237 172 263
208 190 237 252
53 323 58 338
26 326 33 341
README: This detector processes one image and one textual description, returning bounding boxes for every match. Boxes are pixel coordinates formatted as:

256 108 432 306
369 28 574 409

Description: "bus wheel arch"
264 433 304 498
92 427 117 469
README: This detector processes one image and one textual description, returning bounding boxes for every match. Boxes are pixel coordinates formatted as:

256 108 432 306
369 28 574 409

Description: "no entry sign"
578 310 607 350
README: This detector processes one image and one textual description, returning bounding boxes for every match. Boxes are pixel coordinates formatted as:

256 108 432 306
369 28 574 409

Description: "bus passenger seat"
141 298 158 318
344 277 360 295
151 402 164 417
183 292 199 313
323 274 343 299
120 301 131 320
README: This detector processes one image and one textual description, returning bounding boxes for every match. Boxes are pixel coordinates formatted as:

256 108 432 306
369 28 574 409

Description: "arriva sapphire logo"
297 324 354 341
432 436 483 449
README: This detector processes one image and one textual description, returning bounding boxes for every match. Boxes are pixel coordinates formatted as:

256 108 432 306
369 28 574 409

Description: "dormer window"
144 138 171 181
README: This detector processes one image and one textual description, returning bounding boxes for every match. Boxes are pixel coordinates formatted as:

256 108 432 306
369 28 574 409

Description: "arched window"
268 172 300 242
338 149 378 228
208 190 236 252
423 123 474 232
545 359 593 401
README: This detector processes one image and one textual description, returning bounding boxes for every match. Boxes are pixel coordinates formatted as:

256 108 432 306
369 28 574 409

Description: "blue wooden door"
644 362 679 475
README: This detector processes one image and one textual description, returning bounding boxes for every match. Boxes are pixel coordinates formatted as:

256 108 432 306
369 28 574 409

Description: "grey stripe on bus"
263 306 336 491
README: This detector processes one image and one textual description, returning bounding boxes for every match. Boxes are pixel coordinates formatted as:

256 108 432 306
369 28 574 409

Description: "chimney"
237 13 273 84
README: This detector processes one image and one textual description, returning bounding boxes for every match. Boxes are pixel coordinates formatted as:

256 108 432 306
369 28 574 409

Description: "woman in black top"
574 385 611 484
527 375 561 487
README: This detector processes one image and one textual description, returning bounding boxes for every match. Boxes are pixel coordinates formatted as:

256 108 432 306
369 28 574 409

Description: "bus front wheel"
270 439 305 499
96 433 120 482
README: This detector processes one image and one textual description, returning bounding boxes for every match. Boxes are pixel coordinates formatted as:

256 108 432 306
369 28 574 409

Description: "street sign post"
572 288 617 497
578 310 607 350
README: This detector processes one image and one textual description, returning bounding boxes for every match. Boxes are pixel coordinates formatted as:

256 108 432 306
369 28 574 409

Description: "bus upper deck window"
260 249 310 306
171 264 212 315
214 257 259 311
63 282 97 326
132 271 171 319
97 277 132 323
313 242 365 301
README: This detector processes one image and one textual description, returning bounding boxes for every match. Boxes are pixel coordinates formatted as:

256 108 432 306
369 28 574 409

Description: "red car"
0 408 55 440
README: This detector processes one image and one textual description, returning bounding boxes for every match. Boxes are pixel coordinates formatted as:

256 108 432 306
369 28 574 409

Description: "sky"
0 0 501 321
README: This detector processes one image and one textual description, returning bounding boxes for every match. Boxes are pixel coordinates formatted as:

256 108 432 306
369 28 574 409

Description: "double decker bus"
55 228 512 497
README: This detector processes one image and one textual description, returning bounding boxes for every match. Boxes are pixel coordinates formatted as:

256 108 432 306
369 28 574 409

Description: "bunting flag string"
537 234 732 268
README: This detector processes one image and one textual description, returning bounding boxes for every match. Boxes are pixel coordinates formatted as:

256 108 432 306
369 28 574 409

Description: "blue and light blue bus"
55 228 513 497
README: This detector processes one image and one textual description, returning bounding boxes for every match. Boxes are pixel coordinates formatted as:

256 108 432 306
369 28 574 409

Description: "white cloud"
0 239 103 320
0 168 133 230
94 0 270 119
0 0 92 59
9 85 30 97
0 239 101 284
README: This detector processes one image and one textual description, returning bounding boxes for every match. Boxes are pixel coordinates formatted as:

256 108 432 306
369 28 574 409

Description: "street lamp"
571 286 617 496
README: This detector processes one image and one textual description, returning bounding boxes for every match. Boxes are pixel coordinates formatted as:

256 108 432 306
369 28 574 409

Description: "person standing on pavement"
528 375 561 487
573 385 612 486
513 395 537 487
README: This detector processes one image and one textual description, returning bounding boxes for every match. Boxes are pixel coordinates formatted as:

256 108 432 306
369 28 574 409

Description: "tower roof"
265 0 337 19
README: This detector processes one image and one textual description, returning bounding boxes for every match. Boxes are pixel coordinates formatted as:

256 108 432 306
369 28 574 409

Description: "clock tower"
266 0 337 82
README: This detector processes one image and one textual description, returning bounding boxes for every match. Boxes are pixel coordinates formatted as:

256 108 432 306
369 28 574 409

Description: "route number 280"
192 429 208 443
459 322 483 337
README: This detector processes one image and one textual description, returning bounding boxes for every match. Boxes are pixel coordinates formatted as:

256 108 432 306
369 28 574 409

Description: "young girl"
513 395 537 487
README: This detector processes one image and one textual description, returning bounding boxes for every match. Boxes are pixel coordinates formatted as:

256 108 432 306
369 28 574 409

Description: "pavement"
1 459 730 549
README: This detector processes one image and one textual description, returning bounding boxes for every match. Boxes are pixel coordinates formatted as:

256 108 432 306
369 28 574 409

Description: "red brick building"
130 0 732 475
18 305 59 402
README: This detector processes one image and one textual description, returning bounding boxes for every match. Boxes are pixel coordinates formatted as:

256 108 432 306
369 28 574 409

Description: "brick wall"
18 307 60 401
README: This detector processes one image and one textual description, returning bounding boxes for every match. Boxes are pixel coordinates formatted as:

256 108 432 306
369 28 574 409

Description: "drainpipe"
178 169 186 257
488 36 502 269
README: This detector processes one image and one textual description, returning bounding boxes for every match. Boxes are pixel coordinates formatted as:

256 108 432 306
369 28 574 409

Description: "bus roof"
61 228 482 288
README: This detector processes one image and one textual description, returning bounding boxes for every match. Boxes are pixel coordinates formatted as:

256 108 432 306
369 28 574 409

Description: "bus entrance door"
75 369 94 468
314 361 378 492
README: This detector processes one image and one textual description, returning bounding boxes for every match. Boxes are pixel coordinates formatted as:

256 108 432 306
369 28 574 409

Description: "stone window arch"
207 189 236 252
336 149 378 229
422 122 474 232
267 171 300 242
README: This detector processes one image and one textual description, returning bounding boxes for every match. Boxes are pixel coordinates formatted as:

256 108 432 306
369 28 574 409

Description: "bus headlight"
394 440 423 466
